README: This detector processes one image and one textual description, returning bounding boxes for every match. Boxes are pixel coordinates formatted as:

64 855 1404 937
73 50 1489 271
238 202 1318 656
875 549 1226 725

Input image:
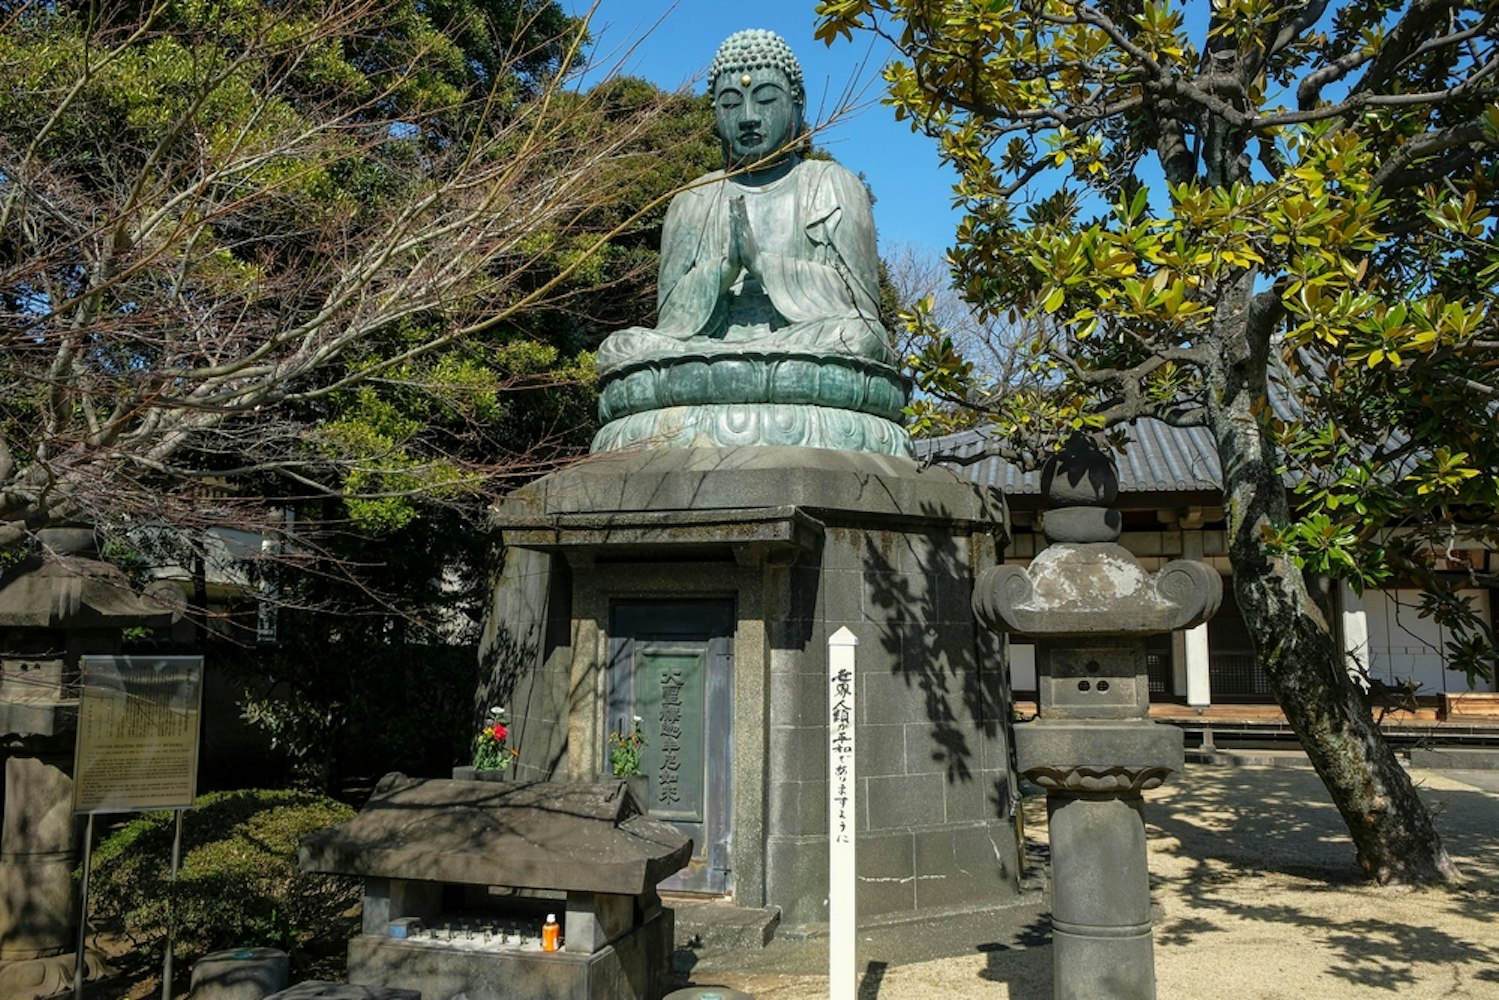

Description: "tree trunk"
1208 312 1460 885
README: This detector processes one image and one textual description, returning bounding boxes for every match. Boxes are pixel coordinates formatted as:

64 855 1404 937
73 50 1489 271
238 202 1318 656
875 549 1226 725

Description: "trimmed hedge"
88 788 360 962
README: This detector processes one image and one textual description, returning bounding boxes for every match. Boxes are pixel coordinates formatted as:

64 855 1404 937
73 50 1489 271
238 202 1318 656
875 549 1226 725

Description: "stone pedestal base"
486 447 1019 929
1047 795 1156 1000
348 907 673 1000
0 948 108 1000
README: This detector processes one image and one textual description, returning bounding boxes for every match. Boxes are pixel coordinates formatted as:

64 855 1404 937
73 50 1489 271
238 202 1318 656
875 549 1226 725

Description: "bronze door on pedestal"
607 600 734 894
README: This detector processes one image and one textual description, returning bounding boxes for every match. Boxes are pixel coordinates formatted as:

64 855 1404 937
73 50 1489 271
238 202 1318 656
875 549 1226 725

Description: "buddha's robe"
596 158 896 374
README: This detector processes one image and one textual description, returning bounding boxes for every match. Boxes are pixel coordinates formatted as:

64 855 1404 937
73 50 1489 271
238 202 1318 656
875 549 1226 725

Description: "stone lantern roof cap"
973 437 1222 637
974 545 1222 637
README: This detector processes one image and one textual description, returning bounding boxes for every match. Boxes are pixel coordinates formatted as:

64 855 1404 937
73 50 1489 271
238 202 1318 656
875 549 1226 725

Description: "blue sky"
562 0 963 258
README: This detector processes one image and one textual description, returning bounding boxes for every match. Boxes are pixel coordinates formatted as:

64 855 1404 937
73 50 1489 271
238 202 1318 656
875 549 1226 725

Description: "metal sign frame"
71 655 203 999
73 655 204 814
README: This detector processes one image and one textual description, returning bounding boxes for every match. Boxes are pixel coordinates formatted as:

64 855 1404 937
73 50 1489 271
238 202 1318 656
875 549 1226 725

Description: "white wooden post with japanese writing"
828 626 858 1000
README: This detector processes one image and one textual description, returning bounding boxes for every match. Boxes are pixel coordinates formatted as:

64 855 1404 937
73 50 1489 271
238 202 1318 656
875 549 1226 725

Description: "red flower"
489 723 509 742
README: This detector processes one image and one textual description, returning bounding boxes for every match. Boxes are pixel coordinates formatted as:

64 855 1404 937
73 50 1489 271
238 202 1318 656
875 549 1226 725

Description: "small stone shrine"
972 437 1221 999
481 29 1020 931
0 526 175 999
300 774 689 1000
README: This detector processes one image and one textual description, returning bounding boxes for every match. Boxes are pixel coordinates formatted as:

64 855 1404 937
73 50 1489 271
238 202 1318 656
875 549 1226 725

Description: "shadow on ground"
681 764 1499 998
1144 766 1499 994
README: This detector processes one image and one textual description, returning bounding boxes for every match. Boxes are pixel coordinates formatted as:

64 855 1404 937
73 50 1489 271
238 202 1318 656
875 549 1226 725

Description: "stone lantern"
0 526 175 998
972 438 1221 1000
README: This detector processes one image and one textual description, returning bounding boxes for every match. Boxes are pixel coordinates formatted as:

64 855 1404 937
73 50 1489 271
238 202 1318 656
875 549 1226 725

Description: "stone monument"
973 438 1221 999
0 526 175 999
481 29 1022 934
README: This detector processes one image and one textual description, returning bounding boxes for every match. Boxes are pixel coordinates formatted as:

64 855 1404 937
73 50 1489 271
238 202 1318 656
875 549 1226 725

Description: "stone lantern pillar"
0 527 175 999
972 438 1221 1000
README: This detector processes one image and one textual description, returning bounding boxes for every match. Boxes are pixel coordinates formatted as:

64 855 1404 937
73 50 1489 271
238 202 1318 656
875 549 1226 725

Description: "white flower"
490 706 505 717
632 715 642 724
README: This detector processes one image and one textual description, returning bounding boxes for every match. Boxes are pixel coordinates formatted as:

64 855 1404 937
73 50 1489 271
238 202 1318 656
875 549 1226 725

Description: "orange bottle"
542 913 560 952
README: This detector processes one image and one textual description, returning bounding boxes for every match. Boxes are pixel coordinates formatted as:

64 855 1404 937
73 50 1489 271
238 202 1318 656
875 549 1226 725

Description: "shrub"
88 789 360 963
227 641 476 789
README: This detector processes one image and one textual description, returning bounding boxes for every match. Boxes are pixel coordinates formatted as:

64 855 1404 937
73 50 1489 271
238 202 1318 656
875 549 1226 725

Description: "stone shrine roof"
299 775 692 896
0 552 176 629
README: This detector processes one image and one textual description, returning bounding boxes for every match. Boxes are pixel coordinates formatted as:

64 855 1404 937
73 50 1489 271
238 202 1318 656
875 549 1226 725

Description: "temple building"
923 420 1498 732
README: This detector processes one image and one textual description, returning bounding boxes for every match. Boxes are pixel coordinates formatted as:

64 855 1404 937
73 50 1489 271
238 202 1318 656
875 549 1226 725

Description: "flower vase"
453 765 510 783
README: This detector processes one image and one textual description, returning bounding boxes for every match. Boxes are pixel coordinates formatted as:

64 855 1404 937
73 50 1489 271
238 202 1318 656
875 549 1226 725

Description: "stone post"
973 438 1220 1000
0 754 76 962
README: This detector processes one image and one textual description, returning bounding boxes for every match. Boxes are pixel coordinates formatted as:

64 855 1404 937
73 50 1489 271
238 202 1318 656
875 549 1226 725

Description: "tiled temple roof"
917 420 1223 495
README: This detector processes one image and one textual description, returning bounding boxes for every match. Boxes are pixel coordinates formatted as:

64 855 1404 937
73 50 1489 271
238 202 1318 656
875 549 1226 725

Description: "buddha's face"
714 67 801 170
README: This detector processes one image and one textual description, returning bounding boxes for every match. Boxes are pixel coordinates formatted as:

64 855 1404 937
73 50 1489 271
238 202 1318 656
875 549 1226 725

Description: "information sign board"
73 656 204 814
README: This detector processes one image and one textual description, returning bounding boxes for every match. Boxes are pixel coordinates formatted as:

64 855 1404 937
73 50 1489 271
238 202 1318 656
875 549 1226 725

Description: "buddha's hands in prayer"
728 196 761 282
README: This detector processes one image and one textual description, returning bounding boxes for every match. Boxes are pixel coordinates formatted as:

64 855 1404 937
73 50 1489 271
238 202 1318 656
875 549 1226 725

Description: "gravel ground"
680 764 1499 999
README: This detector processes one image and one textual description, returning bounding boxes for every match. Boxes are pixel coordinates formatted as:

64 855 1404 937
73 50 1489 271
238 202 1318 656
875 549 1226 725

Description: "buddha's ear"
795 120 813 157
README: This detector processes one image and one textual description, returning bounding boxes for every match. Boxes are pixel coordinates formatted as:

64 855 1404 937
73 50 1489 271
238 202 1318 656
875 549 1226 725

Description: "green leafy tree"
232 79 721 789
0 0 692 553
0 0 730 786
819 0 1499 884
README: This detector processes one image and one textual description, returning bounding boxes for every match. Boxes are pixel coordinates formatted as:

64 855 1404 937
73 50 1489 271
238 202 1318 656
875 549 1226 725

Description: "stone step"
1185 748 1315 768
1409 747 1499 770
668 898 781 953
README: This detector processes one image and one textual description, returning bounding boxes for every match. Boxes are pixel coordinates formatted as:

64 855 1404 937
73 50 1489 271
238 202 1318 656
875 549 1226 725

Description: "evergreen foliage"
87 789 359 964
1 0 721 790
818 0 1498 884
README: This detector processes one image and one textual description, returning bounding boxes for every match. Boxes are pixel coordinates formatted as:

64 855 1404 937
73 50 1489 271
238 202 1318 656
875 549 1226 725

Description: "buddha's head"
709 29 805 171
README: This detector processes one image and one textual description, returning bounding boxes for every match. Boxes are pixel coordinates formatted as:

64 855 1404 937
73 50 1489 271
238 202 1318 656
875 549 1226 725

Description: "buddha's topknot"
708 29 804 105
